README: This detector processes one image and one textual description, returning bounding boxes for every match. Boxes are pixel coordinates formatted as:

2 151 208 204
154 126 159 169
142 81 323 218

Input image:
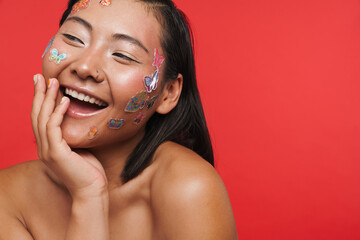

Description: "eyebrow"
64 16 149 54
65 16 92 31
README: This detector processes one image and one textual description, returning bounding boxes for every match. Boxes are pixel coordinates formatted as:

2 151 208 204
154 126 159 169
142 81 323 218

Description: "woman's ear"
156 73 183 114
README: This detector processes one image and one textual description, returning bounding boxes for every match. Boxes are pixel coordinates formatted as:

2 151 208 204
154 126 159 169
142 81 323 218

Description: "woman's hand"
31 74 108 200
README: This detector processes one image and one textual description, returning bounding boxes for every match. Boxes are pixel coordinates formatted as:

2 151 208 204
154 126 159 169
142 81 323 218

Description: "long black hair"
60 0 214 183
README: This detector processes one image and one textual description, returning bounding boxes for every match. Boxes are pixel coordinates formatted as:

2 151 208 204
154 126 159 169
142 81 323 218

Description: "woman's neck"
90 131 144 189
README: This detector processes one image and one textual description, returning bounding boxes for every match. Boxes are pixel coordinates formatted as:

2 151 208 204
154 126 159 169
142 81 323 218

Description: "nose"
70 47 105 82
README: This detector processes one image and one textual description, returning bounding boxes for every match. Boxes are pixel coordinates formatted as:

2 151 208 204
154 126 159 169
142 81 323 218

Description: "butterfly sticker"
134 112 145 125
146 95 159 109
99 0 111 6
143 70 159 93
108 119 125 129
143 49 164 93
72 0 91 13
152 48 165 69
49 48 67 64
88 126 98 139
42 36 54 58
125 91 149 112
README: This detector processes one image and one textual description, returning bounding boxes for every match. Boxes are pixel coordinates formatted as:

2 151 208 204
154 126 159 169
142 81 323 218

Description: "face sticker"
108 118 125 129
49 48 67 64
88 126 98 139
134 112 146 125
124 91 149 112
143 49 165 93
144 71 159 93
152 48 165 69
99 0 111 6
146 95 159 109
72 0 91 13
42 37 55 58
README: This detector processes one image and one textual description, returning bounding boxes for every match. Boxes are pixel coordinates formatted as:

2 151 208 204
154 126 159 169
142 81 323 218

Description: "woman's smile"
61 85 108 119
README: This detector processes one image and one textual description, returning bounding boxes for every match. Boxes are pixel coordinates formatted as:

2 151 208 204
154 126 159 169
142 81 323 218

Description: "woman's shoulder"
0 160 49 238
0 160 49 201
151 141 221 194
151 141 226 194
150 142 237 239
153 141 216 174
0 160 45 191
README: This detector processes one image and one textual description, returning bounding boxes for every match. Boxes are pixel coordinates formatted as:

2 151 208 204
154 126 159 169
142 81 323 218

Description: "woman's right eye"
63 34 84 45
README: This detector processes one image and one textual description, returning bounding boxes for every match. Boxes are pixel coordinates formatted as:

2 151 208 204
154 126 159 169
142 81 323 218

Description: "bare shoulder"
0 160 44 239
151 142 238 240
0 160 45 194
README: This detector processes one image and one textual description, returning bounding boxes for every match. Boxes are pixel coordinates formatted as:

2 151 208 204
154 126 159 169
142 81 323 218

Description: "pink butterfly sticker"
152 48 165 69
134 112 146 125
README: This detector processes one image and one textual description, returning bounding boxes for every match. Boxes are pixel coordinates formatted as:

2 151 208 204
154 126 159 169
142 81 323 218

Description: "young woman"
0 0 237 239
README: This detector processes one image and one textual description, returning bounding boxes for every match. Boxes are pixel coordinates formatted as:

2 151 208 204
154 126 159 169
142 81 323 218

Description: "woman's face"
42 0 164 148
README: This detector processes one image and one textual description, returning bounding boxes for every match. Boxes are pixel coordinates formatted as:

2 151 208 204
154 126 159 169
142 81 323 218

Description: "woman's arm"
0 177 34 240
31 74 110 240
66 193 109 239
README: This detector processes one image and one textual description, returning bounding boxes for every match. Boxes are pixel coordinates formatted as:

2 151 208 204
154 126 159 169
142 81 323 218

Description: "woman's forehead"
66 0 162 50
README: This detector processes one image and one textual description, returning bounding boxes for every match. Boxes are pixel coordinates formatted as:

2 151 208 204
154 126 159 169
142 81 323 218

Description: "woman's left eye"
113 53 135 62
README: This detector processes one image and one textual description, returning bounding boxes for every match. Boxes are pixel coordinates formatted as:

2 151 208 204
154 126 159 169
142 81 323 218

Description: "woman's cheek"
110 77 160 128
42 37 72 79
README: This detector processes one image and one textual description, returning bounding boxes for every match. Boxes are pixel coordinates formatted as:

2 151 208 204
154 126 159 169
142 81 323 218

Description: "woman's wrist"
71 189 109 207
69 180 109 201
66 192 110 240
71 188 109 220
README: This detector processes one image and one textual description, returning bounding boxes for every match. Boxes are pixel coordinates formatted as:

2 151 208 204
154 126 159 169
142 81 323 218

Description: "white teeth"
65 88 106 107
72 90 78 98
78 93 85 101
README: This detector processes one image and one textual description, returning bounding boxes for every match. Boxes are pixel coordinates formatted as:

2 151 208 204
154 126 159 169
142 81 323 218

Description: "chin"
60 119 92 148
62 128 89 148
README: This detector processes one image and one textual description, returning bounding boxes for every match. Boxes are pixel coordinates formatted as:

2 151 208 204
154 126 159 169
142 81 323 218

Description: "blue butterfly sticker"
49 48 67 64
144 70 159 93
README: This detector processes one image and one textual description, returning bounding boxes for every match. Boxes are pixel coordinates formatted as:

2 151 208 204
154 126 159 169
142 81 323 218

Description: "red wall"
1 0 359 239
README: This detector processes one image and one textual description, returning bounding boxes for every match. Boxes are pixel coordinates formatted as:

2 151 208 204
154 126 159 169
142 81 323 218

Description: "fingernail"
60 96 67 104
33 75 38 85
47 78 52 88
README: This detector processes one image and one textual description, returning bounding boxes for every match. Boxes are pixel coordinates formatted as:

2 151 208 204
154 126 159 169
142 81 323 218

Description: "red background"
1 0 360 239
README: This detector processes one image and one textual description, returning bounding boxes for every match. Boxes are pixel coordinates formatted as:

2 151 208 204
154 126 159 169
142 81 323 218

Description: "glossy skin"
0 0 238 239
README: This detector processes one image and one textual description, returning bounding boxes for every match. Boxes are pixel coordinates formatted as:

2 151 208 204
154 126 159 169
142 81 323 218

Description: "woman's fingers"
31 74 47 156
37 78 60 159
30 75 107 195
47 106 108 193
47 96 70 154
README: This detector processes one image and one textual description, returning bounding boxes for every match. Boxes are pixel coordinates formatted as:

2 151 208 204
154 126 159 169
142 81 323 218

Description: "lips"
62 87 108 118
